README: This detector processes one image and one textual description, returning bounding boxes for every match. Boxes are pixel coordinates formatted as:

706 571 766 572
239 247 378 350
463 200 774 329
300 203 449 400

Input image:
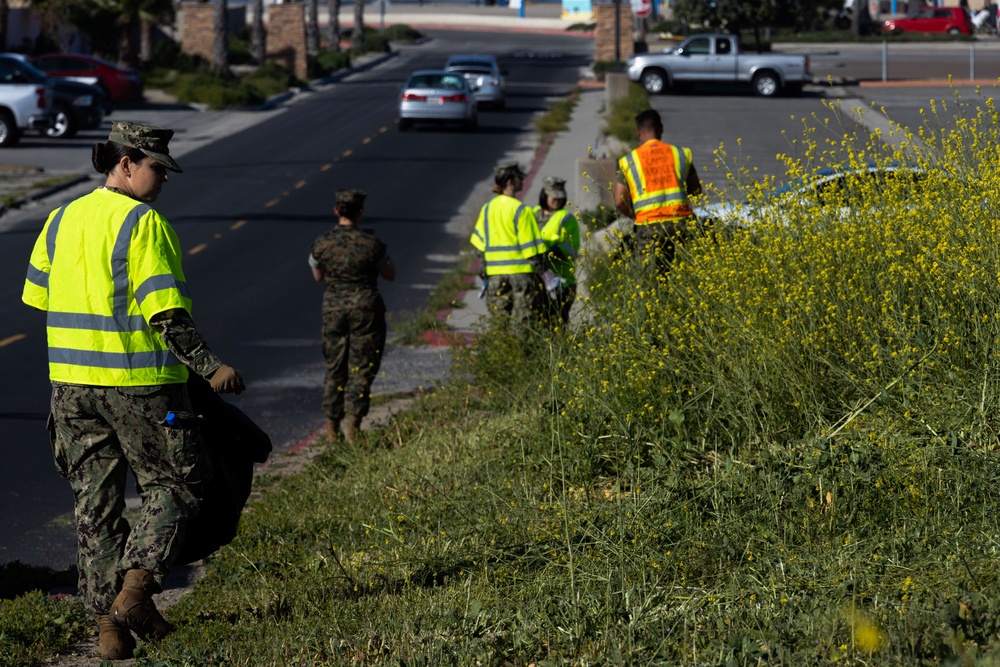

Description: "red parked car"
29 53 143 103
882 6 974 35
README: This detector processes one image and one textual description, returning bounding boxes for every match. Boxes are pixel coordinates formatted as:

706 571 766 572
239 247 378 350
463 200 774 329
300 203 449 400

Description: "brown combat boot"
342 414 363 443
110 569 174 638
326 418 342 442
98 614 135 660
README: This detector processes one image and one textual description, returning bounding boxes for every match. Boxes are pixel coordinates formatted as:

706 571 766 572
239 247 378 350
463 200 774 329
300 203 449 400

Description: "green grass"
389 250 478 345
602 82 651 145
0 591 91 667
534 89 581 135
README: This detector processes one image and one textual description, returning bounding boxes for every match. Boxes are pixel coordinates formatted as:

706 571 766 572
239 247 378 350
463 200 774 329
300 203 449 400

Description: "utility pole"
614 0 621 65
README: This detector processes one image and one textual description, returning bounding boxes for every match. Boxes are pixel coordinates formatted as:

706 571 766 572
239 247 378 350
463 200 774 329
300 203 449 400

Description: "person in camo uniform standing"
310 189 396 443
21 122 245 660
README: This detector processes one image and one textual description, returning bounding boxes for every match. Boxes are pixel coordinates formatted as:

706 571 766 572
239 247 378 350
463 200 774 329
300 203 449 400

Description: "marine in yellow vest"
470 160 547 325
533 176 580 324
21 122 245 661
614 109 702 272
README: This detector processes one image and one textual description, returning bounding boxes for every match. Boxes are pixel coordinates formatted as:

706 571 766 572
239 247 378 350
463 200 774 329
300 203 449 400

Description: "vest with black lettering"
22 188 190 386
470 194 546 276
619 140 694 225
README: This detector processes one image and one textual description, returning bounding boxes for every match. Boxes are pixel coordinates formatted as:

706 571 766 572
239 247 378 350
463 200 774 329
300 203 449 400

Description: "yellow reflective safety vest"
533 206 580 285
470 194 546 276
619 139 694 225
22 188 191 386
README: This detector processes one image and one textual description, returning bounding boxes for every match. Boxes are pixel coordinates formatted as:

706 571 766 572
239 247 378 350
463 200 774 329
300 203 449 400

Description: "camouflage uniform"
49 382 208 614
485 273 545 325
310 225 389 421
25 122 223 617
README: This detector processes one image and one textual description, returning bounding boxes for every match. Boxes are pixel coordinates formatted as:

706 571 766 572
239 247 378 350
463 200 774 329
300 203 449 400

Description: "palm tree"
251 0 265 64
352 0 364 50
0 0 8 52
214 0 229 75
327 0 342 51
306 0 319 52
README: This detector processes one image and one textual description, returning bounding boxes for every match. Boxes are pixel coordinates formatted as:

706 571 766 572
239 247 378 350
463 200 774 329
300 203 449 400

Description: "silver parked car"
398 69 478 131
444 54 506 109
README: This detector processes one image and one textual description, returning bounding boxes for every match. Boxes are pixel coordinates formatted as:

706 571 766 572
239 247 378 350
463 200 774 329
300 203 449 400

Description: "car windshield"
407 74 466 90
0 57 48 84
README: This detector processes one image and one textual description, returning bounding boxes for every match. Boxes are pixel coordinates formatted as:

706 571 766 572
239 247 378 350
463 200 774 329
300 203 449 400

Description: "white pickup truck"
625 34 812 97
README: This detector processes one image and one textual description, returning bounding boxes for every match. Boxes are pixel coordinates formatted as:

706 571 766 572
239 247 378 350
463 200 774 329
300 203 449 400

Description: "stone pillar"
594 2 634 64
267 3 308 80
180 2 215 64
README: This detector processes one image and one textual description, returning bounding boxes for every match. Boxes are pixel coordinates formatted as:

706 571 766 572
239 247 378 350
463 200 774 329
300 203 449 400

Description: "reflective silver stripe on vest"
49 347 180 369
634 191 688 209
487 240 546 252
488 258 534 267
45 206 66 264
26 264 48 289
134 274 190 306
625 153 640 191
483 203 491 247
111 203 152 330
48 312 149 332
512 204 525 241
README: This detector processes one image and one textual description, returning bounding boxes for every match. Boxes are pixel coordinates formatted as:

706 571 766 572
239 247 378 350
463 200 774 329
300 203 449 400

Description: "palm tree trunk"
306 0 319 52
327 0 342 51
251 0 265 64
0 0 8 51
214 0 230 75
352 0 364 50
139 19 153 63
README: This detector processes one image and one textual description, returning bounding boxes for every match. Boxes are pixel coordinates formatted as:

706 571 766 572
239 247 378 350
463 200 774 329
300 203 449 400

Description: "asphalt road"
0 29 593 569
1 36 997 569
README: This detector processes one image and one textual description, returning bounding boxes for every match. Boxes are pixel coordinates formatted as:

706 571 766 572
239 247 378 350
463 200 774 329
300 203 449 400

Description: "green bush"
534 90 579 135
592 60 624 81
384 24 423 42
228 26 256 65
309 49 351 78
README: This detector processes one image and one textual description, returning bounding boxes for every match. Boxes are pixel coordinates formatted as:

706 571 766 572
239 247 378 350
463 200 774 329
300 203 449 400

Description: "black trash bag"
174 375 272 565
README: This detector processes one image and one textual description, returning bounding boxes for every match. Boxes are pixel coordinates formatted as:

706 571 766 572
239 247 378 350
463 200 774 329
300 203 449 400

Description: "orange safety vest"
619 140 694 225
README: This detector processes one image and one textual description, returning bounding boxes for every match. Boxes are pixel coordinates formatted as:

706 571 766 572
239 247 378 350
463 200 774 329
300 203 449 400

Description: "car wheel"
398 118 412 132
948 26 961 35
641 68 667 95
752 71 780 97
46 104 77 139
0 110 21 147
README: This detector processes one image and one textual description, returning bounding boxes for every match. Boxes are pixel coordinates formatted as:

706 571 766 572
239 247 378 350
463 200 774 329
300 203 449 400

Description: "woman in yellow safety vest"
533 176 580 324
21 122 244 661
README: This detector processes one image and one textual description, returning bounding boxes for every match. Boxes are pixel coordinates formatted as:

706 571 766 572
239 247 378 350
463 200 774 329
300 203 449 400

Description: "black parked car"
47 77 109 139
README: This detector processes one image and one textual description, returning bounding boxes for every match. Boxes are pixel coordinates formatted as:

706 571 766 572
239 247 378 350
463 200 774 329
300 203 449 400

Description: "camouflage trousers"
485 273 546 327
48 382 207 615
322 298 387 421
635 219 688 274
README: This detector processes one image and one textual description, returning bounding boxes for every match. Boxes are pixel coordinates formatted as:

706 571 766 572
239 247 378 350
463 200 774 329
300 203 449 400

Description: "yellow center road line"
231 220 247 230
265 198 280 207
362 137 371 144
213 233 222 239
295 180 307 189
342 149 352 157
189 243 209 255
379 126 388 133
0 334 27 347
321 163 332 171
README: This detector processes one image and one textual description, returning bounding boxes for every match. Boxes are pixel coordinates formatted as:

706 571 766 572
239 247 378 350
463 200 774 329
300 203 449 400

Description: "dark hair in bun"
92 141 146 175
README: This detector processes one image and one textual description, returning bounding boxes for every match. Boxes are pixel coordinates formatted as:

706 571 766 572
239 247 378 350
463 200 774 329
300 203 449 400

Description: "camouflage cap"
494 159 525 179
542 176 567 199
107 121 182 173
335 188 367 209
